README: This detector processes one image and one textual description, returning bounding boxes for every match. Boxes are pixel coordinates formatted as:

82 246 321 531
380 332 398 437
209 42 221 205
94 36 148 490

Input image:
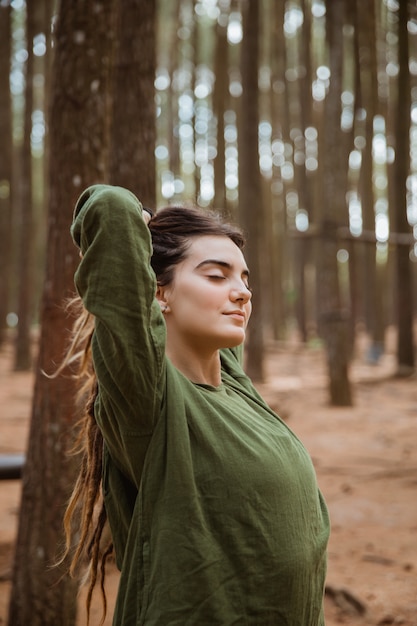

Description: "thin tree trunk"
393 1 414 372
168 0 183 185
356 0 385 361
32 0 55 315
239 0 264 381
268 0 288 340
213 11 228 210
14 0 35 370
317 0 352 406
0 2 13 344
293 0 314 342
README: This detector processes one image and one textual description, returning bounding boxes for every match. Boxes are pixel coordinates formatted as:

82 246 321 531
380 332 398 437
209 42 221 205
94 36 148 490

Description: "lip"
224 310 246 322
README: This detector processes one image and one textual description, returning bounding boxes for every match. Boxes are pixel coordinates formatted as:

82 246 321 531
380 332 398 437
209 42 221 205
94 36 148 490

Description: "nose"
230 282 252 303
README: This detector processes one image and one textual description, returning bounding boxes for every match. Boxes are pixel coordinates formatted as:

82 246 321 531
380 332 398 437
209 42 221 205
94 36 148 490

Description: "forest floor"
0 329 416 626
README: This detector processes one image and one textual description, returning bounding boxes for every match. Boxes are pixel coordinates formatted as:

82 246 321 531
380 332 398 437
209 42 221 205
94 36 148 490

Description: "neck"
165 338 222 387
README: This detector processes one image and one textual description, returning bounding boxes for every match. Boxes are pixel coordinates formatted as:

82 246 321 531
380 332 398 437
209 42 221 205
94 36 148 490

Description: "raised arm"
71 185 165 484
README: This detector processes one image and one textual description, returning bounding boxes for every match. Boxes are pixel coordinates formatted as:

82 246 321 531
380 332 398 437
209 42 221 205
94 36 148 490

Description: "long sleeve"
71 184 165 486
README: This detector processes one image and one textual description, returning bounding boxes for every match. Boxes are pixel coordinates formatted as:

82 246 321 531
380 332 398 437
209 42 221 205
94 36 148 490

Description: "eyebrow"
195 259 250 278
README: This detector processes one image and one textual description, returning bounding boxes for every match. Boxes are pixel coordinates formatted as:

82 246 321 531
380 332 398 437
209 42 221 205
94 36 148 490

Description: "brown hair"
62 205 245 624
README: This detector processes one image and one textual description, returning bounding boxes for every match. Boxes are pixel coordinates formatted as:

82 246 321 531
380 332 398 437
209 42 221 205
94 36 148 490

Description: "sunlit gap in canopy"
259 121 272 178
224 110 239 203
31 109 45 157
33 33 46 57
312 65 330 102
11 0 25 9
227 12 242 45
372 116 390 253
311 1 326 19
194 0 219 21
284 4 304 37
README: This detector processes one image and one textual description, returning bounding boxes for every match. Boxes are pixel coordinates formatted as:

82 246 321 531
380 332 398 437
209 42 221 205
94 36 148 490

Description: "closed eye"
208 274 252 293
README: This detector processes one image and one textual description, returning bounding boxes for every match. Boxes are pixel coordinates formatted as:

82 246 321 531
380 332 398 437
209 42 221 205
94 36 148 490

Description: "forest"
0 0 416 624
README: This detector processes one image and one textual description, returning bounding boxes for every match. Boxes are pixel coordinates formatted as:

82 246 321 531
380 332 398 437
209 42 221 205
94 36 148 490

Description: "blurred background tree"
4 0 414 398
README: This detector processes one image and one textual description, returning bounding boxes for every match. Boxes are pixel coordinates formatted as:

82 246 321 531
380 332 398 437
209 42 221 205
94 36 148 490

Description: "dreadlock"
56 297 110 626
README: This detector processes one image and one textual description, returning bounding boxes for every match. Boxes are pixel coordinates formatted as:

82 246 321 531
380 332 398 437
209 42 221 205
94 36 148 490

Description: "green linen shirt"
71 185 330 626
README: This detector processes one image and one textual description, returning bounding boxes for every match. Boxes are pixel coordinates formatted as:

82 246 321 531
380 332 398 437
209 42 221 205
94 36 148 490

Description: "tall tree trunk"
156 0 180 205
346 1 363 352
191 0 201 202
239 0 264 381
168 0 184 186
356 0 385 361
109 0 156 206
33 0 55 314
293 0 314 342
8 1 115 624
213 10 228 210
317 0 352 405
268 0 288 340
0 2 13 344
393 1 414 372
14 0 35 370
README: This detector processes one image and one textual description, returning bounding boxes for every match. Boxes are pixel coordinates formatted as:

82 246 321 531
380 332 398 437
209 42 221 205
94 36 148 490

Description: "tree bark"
0 2 13 344
356 0 385 360
109 0 156 206
8 1 115 624
268 0 288 340
213 10 228 211
317 0 353 405
14 0 35 370
393 1 414 372
238 0 264 381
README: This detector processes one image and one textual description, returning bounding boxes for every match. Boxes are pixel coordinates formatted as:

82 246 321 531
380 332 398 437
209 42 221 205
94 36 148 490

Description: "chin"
220 332 246 349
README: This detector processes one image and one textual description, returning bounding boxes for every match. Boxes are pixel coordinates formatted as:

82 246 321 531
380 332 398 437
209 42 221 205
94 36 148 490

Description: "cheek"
175 282 216 313
187 279 222 304
246 302 253 321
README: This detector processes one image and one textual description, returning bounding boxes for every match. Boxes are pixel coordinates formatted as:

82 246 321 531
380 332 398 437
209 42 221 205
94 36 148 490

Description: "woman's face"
158 235 252 353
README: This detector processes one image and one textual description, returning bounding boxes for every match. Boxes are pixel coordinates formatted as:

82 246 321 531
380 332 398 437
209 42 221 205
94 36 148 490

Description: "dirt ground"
0 330 416 626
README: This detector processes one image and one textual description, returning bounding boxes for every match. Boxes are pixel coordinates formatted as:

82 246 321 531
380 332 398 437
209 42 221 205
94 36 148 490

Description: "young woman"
65 184 330 625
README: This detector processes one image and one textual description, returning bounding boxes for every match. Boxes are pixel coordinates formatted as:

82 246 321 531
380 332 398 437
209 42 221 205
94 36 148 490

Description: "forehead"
185 235 248 269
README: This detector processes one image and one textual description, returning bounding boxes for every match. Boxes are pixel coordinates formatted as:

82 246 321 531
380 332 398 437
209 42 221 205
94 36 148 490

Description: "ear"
156 284 170 312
